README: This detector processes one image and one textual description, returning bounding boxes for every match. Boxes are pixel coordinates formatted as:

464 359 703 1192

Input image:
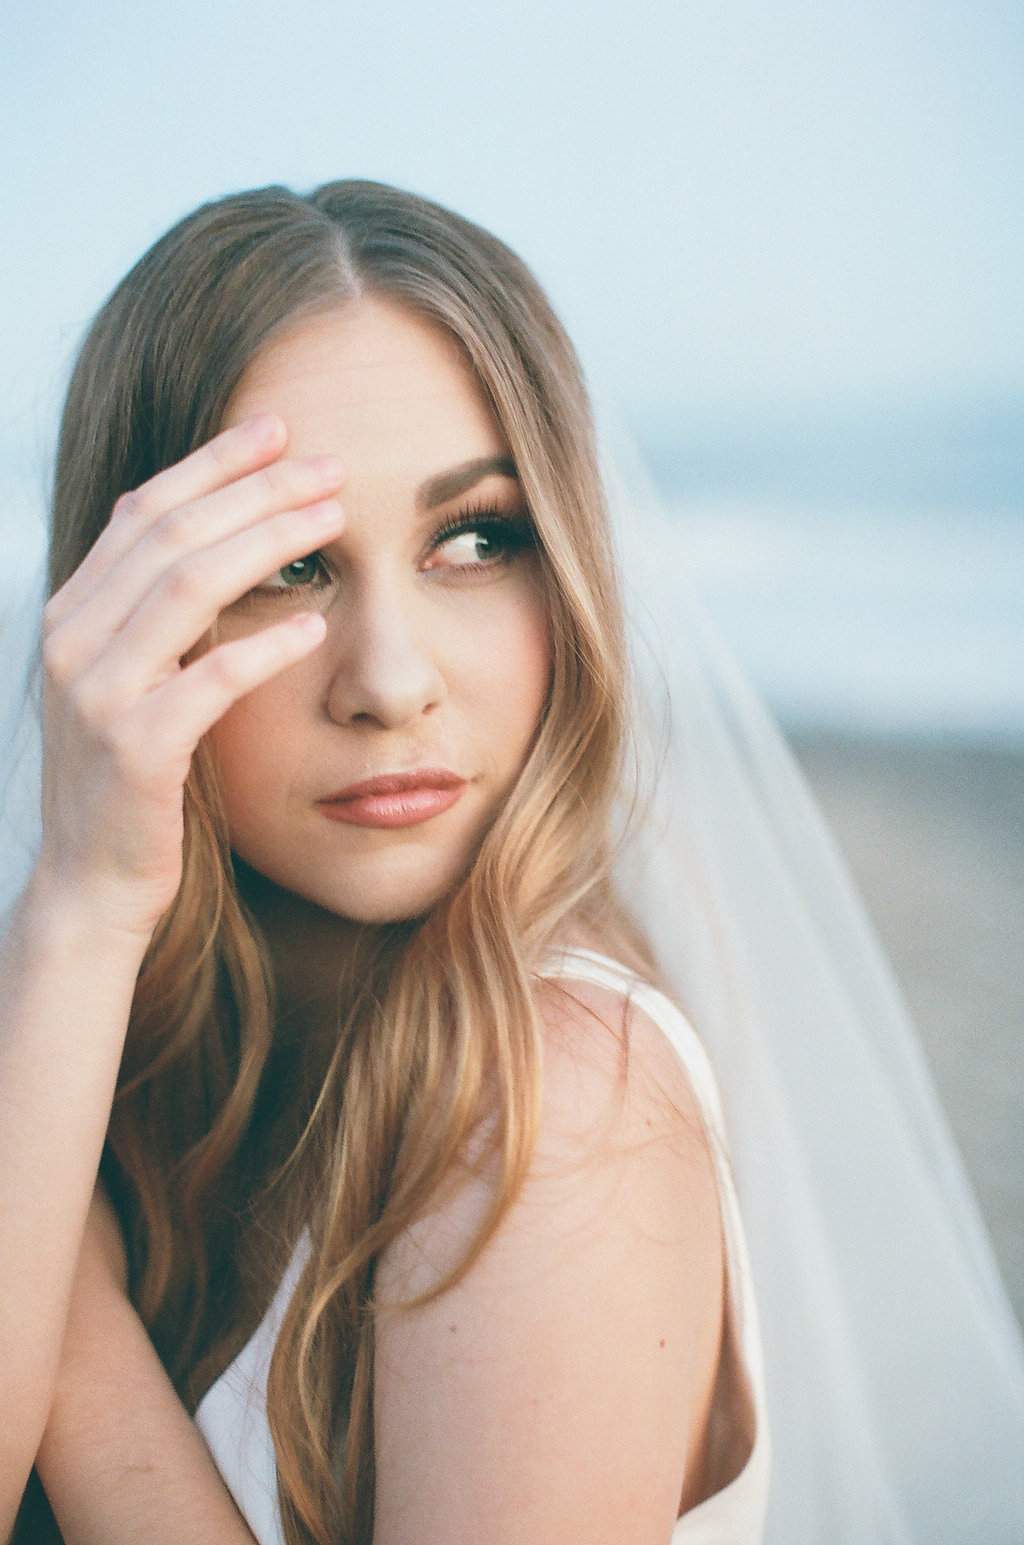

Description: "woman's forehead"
221 299 511 508
226 301 487 425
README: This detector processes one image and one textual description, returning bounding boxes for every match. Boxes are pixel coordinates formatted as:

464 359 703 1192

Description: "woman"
2 181 1022 1545
1 181 764 1544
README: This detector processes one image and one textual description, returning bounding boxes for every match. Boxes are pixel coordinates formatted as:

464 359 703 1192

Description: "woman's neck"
232 861 416 1034
233 861 359 1026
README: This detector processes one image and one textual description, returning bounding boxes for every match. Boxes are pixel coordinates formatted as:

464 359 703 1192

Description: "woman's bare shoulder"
532 967 708 1158
372 971 725 1545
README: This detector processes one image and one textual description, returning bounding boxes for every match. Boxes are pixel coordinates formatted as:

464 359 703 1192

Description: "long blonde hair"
50 181 649 1544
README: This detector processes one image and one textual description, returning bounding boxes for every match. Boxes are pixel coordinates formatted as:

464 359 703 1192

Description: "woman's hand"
36 413 345 943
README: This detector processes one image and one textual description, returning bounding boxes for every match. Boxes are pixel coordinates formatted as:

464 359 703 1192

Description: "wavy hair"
49 181 650 1544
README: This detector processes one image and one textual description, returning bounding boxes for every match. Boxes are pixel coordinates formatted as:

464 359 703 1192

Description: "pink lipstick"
318 769 466 829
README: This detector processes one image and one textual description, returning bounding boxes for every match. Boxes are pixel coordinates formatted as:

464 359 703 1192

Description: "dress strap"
537 946 730 1151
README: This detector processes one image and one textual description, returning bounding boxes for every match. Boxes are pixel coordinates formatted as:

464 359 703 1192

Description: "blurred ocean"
667 500 1023 737
638 396 1024 740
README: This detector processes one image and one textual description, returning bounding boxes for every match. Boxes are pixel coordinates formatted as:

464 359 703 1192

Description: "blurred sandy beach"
791 732 1024 1330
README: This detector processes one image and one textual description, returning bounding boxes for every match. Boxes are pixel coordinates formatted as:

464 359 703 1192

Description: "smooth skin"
33 1189 256 1545
0 298 724 1543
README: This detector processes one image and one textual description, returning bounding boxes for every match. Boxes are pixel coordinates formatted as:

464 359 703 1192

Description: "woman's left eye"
253 554 332 594
424 515 532 573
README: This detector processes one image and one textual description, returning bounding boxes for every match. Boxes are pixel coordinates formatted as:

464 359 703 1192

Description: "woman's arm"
33 1190 257 1545
0 887 152 1528
373 979 726 1545
0 414 344 1533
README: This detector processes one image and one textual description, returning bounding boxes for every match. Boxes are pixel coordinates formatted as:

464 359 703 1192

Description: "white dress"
196 948 771 1543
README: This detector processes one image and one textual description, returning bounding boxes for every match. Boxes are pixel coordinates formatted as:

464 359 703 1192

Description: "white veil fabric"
0 562 46 928
599 415 1024 1543
2 427 1024 1543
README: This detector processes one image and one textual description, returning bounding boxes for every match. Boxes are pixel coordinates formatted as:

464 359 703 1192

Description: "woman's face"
210 298 552 924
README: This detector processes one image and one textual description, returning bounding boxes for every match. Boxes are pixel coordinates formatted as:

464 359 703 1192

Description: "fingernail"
248 413 285 445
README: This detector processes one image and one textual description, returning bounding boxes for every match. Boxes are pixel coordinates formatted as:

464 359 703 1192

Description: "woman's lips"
317 770 467 829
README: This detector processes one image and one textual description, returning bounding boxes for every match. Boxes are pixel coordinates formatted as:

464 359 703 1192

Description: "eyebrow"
415 456 519 511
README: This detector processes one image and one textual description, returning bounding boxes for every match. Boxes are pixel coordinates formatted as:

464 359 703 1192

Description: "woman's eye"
254 554 331 593
436 529 500 566
425 517 531 573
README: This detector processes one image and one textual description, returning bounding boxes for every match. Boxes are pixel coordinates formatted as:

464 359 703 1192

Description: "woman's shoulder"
532 950 716 1175
371 948 725 1543
377 951 723 1308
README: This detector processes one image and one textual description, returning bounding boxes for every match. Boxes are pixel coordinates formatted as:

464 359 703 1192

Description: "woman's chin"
314 873 462 926
232 853 463 929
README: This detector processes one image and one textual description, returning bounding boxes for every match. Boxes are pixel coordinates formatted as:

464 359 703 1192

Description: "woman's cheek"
460 580 552 764
205 678 305 841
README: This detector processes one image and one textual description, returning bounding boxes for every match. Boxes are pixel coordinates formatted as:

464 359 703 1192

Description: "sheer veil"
599 408 1024 1542
2 418 1023 1542
0 560 45 927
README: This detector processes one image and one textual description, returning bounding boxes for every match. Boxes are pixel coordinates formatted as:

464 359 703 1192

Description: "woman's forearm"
0 874 150 1530
35 1266 256 1545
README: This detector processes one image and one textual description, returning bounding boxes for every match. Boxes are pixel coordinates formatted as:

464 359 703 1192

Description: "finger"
46 414 290 623
133 611 328 755
51 452 346 663
74 496 345 709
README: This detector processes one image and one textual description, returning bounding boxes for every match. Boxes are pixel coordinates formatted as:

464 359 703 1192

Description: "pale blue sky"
3 1 1022 733
2 0 1023 471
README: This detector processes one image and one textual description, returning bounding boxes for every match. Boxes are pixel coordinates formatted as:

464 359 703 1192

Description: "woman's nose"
324 583 447 730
